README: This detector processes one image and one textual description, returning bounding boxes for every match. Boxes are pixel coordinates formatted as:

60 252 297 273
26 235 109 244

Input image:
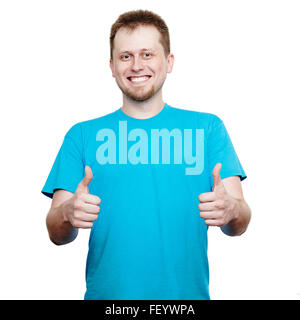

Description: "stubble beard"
117 77 166 102
122 84 156 102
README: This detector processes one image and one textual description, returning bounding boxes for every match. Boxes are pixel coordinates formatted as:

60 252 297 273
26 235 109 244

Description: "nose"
131 55 144 72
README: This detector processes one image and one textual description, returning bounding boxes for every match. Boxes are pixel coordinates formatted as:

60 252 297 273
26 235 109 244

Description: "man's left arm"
198 163 251 236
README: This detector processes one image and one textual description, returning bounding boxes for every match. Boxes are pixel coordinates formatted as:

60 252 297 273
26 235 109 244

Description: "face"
110 25 174 102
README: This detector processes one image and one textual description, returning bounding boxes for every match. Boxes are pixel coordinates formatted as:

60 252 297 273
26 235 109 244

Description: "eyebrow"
119 48 156 55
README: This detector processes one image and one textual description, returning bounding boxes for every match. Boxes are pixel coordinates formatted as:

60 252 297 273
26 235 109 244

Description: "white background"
0 0 299 300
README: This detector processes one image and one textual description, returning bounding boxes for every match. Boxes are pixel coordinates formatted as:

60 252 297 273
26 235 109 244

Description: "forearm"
221 198 251 236
46 203 78 245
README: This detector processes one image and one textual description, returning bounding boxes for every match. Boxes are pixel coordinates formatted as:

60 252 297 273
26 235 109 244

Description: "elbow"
47 230 77 246
48 233 75 246
221 204 252 237
47 225 78 246
46 218 61 245
49 235 65 246
234 205 252 237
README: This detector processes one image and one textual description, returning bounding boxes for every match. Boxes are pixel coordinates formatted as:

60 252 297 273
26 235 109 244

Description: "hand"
63 166 101 229
198 163 238 227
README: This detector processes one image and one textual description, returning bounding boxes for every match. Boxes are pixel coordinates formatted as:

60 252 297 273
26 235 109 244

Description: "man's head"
109 10 174 102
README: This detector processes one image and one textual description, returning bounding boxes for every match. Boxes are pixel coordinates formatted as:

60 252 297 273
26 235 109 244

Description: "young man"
42 10 251 300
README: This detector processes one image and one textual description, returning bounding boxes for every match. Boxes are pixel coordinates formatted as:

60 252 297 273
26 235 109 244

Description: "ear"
109 59 115 78
166 53 174 73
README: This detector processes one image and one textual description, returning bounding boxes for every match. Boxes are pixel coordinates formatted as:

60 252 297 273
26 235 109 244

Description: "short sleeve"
41 123 85 199
208 115 247 189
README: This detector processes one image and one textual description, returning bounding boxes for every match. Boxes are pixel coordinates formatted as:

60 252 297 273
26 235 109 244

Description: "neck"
121 91 165 119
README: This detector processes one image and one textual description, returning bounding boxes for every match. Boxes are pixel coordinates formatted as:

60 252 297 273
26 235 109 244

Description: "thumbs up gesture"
198 163 237 227
64 166 101 229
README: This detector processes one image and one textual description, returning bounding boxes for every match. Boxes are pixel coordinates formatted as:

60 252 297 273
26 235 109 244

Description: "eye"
143 52 152 58
121 55 130 61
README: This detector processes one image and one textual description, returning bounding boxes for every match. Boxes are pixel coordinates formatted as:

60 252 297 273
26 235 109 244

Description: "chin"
123 86 156 102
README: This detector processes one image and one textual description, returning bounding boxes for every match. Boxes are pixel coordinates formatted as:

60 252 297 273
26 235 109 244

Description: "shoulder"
167 104 223 126
65 109 119 137
77 109 119 128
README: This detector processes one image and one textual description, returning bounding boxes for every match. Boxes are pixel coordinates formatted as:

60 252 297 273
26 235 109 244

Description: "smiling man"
42 10 251 300
110 24 172 105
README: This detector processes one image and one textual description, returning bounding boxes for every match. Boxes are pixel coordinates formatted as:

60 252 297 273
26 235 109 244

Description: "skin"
46 166 100 245
46 24 251 245
198 163 251 236
109 25 174 119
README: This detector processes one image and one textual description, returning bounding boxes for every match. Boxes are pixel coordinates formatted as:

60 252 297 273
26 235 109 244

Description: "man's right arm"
46 166 101 246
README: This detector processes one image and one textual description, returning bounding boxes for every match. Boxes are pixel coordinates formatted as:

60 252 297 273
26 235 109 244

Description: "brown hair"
110 10 170 60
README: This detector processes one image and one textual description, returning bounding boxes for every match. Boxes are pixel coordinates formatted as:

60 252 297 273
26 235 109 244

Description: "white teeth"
130 76 149 82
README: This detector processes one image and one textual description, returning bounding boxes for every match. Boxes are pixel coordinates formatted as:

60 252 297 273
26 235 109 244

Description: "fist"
198 163 237 227
64 166 101 229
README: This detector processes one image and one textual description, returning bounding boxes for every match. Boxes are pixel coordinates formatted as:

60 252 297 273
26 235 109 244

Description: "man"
42 10 251 300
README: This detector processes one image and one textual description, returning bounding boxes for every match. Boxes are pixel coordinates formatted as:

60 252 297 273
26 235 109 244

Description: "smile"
127 75 152 83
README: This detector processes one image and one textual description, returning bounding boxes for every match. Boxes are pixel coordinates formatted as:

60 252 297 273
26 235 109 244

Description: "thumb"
212 163 222 191
76 166 93 193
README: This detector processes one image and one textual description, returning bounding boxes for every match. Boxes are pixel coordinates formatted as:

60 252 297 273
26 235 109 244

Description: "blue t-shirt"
41 103 247 300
